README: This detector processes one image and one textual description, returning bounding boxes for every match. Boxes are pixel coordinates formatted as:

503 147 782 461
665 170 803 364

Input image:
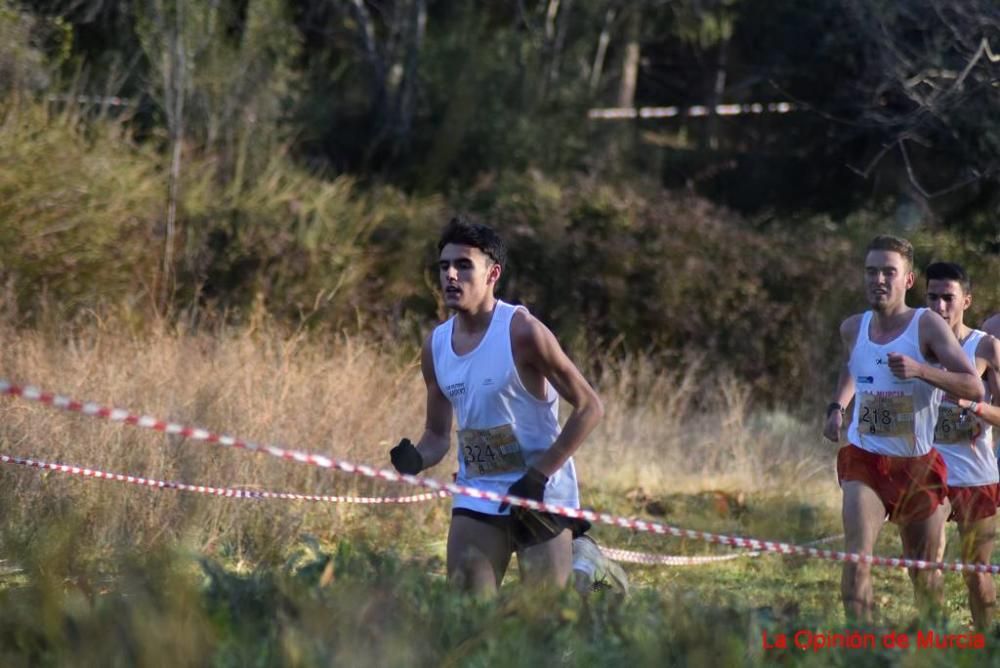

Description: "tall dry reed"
0 320 835 562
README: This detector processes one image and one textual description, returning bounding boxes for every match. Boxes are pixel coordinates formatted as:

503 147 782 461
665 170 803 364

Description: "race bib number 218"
859 393 915 439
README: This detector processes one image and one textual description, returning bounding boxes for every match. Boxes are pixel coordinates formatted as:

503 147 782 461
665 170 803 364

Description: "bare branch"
904 68 957 89
953 37 1000 91
923 170 982 199
848 133 982 202
847 140 899 180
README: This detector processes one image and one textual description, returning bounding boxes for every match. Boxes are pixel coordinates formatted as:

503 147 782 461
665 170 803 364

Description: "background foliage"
3 0 1000 401
3 4 1000 662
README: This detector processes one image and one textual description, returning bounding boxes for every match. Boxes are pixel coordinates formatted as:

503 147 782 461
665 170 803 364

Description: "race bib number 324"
458 424 526 477
859 393 915 439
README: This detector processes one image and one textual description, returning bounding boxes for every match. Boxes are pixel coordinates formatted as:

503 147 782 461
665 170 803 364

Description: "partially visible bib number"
934 404 979 445
458 424 526 477
859 393 915 439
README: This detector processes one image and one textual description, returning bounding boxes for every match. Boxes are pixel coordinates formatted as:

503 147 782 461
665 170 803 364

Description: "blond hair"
866 234 914 270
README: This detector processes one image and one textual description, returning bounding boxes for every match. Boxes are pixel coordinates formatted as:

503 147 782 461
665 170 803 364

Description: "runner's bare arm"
903 312 984 401
988 337 1000 408
981 314 1000 338
953 336 1000 429
415 334 453 467
511 313 604 477
824 315 861 442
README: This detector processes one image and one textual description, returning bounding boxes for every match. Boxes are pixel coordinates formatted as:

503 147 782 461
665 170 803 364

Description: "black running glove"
390 438 423 475
498 467 548 512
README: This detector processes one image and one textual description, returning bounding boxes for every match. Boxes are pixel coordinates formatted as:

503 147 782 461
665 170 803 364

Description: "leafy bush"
0 103 163 320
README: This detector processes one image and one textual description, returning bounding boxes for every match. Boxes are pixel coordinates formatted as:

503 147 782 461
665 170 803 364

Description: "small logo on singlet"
445 382 466 398
482 378 495 386
874 357 887 366
857 376 874 384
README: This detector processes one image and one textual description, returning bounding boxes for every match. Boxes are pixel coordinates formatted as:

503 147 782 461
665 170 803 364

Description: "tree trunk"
546 0 574 91
590 7 616 95
349 0 387 119
159 0 185 315
707 33 729 150
536 0 561 101
617 9 640 108
393 0 426 142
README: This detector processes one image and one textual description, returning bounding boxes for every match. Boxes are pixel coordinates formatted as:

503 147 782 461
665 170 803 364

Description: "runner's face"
438 243 500 311
864 250 913 311
926 279 970 327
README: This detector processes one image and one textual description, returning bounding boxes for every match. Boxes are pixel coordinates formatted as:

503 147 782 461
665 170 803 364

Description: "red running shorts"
837 444 948 524
947 483 1000 524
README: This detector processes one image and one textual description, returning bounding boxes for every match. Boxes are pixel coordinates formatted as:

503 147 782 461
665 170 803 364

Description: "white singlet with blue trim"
933 329 998 486
847 308 941 456
431 300 579 515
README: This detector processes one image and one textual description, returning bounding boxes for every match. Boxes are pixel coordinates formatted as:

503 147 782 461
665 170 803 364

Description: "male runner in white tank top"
388 217 604 596
925 262 1000 630
823 235 983 623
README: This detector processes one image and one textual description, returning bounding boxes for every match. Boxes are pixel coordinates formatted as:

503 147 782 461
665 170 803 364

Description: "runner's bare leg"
447 515 512 596
842 481 888 622
957 514 998 630
518 529 572 588
899 503 948 619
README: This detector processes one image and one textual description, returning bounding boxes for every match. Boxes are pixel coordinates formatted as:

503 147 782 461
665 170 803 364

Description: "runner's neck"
455 297 498 335
870 305 915 340
954 322 972 344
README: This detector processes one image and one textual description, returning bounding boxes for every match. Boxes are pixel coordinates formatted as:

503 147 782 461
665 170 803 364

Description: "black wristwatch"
826 402 845 419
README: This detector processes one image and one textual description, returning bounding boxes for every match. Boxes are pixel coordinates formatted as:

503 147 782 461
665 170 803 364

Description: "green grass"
2 489 998 667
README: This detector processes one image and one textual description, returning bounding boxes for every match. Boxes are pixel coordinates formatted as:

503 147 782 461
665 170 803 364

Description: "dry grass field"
1 321 991 666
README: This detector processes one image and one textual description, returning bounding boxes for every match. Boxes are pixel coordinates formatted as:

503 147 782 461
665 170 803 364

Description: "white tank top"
933 329 998 486
847 309 940 456
432 300 579 515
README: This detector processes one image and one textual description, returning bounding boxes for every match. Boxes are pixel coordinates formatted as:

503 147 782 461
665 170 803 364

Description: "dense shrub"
4 101 998 405
0 103 163 319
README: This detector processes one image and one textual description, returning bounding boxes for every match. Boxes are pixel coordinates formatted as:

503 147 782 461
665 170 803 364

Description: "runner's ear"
487 260 502 286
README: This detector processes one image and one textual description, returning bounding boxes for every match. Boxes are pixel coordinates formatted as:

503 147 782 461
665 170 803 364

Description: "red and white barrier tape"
601 547 751 566
3 449 835 568
0 453 447 504
1 446 841 568
601 533 844 566
1 378 996 574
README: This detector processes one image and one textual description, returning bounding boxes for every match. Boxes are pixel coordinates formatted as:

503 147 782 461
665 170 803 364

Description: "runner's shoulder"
424 315 456 348
420 330 440 382
421 329 437 355
510 308 560 364
510 308 548 345
917 307 952 337
975 332 1000 367
982 313 1000 338
839 313 864 344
